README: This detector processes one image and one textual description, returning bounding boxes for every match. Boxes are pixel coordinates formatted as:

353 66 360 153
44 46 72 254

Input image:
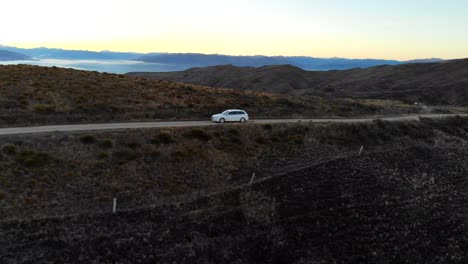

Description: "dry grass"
0 116 467 220
0 65 422 127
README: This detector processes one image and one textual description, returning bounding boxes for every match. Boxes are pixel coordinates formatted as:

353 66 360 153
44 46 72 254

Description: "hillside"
1 117 467 263
0 65 421 127
129 59 468 106
0 50 31 61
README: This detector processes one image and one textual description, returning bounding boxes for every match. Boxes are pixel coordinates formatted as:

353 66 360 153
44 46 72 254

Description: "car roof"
225 109 246 112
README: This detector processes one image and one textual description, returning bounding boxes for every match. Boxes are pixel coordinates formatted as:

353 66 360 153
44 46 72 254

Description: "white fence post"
113 198 117 214
249 173 256 186
358 145 364 156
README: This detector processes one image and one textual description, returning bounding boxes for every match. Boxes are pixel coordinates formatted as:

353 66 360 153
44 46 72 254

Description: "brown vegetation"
129 60 468 106
0 117 467 263
0 65 421 127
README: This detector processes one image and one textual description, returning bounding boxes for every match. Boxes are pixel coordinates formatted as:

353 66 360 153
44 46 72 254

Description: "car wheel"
219 118 225 123
240 117 246 123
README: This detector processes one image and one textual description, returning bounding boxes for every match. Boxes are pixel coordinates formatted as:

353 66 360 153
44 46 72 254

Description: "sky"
1 0 468 60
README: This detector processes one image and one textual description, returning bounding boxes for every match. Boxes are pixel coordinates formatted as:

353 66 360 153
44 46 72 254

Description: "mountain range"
136 54 443 71
0 44 443 71
0 50 31 61
0 45 141 60
128 59 468 106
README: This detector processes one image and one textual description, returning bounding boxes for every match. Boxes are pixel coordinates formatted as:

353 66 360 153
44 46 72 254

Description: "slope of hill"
129 59 468 106
1 117 467 263
0 50 31 61
0 65 420 127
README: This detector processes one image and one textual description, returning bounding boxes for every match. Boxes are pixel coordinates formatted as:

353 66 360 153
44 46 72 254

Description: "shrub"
271 136 281 143
184 129 212 141
99 139 113 149
171 149 189 159
256 137 267 144
23 196 34 205
0 191 5 200
127 142 141 149
2 144 17 155
16 150 50 167
97 152 109 159
79 134 97 144
157 132 176 144
288 134 304 144
262 124 273 131
149 149 161 158
228 128 239 136
40 175 51 184
33 104 56 113
229 136 242 144
113 149 139 161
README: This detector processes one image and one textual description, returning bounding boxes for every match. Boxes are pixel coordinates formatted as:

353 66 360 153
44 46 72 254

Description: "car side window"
228 112 235 115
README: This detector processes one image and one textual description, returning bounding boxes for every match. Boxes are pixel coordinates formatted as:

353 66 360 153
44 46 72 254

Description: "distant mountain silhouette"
0 45 143 60
128 59 468 106
0 44 445 70
0 50 31 61
136 53 443 71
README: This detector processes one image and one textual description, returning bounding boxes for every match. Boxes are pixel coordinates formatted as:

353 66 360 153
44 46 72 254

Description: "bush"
157 132 176 144
2 144 17 155
288 134 304 144
33 104 56 113
228 128 239 136
271 136 280 143
97 152 109 159
171 149 189 159
256 137 267 144
113 149 139 161
99 139 113 149
79 134 97 144
149 149 161 158
127 142 141 149
184 129 212 141
262 124 273 131
16 150 50 167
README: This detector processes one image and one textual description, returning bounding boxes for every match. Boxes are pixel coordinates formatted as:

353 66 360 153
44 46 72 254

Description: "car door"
227 111 237 122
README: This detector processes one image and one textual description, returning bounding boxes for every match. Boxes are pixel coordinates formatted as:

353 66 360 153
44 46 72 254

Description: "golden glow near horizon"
1 0 468 60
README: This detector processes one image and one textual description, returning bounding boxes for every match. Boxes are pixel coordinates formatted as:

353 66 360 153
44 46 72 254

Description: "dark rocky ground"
1 117 468 263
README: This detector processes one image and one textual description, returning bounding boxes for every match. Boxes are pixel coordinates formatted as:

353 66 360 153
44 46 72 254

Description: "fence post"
113 198 117 214
249 173 256 186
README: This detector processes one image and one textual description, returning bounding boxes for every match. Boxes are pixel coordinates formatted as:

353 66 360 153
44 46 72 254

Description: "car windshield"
221 111 230 115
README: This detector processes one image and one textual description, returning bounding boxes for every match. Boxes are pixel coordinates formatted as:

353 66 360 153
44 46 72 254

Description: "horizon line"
1 44 451 62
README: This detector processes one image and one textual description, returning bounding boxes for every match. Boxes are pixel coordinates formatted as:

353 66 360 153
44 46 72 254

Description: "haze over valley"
0 44 445 73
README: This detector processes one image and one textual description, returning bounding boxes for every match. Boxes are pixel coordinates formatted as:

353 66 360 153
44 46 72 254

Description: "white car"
211 109 249 123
